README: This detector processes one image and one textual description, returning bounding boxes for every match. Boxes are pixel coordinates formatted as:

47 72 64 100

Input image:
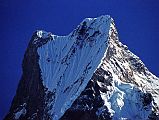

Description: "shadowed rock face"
60 67 112 120
4 32 53 120
4 16 159 120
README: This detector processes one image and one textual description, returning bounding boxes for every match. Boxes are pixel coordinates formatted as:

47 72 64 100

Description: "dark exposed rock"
4 31 53 120
148 112 159 120
142 93 153 106
60 68 112 120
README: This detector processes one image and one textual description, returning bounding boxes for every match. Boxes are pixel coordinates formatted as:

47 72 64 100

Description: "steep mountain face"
5 15 159 120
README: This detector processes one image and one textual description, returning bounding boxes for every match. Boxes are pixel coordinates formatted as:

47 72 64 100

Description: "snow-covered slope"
37 15 111 120
61 17 159 120
4 15 159 120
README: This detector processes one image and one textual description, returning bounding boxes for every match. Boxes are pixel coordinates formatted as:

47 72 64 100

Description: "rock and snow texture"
61 17 159 120
37 15 111 120
4 15 159 120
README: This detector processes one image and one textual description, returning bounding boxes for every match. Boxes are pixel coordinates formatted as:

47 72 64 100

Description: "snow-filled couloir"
4 15 159 120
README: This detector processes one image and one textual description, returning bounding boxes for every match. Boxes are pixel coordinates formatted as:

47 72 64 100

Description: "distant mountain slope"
5 15 159 120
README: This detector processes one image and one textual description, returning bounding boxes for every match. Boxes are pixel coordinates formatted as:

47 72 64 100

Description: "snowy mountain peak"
72 15 111 38
37 16 112 120
5 15 159 120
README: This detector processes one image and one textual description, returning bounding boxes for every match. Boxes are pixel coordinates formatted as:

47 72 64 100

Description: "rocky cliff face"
4 32 53 120
4 15 159 120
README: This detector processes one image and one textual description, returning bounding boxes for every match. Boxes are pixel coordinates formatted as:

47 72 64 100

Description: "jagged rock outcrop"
4 15 159 120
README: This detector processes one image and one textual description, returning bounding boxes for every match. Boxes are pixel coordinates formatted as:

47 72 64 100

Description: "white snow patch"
37 30 43 38
14 108 26 120
36 30 50 39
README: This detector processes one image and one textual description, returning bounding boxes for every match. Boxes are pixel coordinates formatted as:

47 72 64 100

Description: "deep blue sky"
0 0 159 119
